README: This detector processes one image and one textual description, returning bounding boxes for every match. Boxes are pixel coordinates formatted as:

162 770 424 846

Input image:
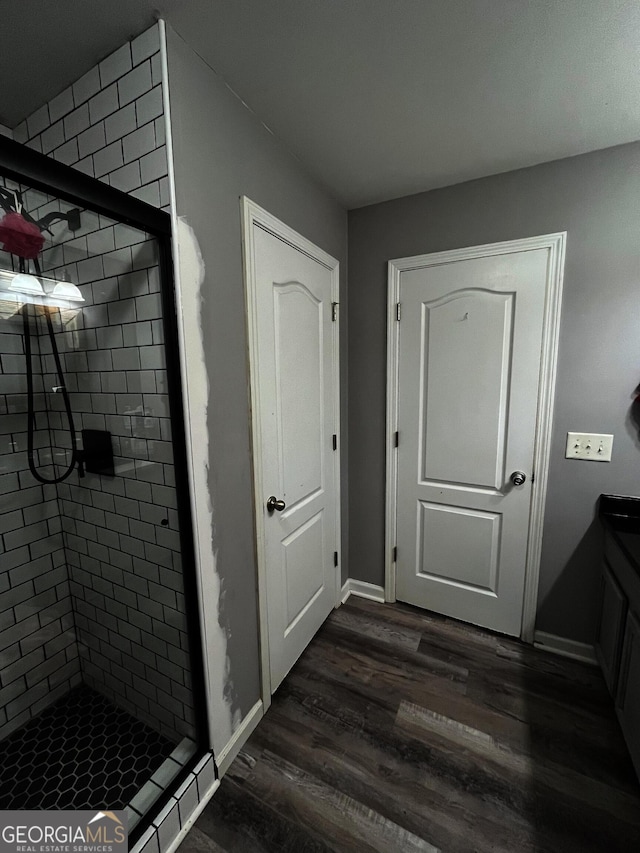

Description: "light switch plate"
566 432 613 462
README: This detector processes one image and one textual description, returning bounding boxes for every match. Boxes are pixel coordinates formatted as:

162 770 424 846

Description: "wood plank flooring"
179 597 640 852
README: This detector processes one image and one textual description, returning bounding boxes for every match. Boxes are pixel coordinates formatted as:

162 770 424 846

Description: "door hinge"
392 546 397 562
332 434 337 451
334 551 338 567
332 302 339 321
394 431 399 448
396 302 401 321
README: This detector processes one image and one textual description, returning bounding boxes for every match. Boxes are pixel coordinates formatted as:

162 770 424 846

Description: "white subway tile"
136 294 162 323
13 122 28 144
78 122 106 158
140 146 167 184
159 177 170 207
73 67 101 106
63 104 90 140
100 43 133 88
135 86 163 126
122 321 152 347
151 52 162 87
53 139 79 166
126 370 156 394
41 120 64 154
194 753 215 798
140 345 165 370
103 247 133 278
131 182 160 208
104 103 137 144
62 236 88 266
153 798 179 853
118 62 152 107
131 240 158 270
96 326 123 351
109 161 142 193
147 268 160 293
114 224 146 249
27 135 42 153
154 116 165 146
49 87 74 123
76 256 105 284
87 227 116 255
88 83 119 125
93 140 124 178
123 125 155 166
26 104 50 139
74 155 95 177
113 348 141 371
132 25 160 66
175 774 198 825
92 277 120 304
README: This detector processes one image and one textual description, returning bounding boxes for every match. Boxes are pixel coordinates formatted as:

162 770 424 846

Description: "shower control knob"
510 471 527 487
266 495 286 513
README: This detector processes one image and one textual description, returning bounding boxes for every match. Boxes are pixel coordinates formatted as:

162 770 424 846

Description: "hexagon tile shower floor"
0 685 172 809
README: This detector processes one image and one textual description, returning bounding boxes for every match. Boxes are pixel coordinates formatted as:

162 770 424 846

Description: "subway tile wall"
0 174 82 744
13 24 170 211
1 25 195 744
38 220 194 744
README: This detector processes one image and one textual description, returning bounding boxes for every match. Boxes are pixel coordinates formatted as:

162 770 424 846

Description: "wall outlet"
566 432 613 462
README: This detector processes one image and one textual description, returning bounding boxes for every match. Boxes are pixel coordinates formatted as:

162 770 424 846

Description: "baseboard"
341 580 351 603
342 579 386 603
215 699 264 776
533 630 598 666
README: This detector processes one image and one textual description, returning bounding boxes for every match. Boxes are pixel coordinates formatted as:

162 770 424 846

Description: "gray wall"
166 27 348 720
348 142 640 644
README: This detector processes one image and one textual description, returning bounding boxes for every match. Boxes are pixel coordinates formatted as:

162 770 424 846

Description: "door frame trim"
385 233 566 642
241 197 341 709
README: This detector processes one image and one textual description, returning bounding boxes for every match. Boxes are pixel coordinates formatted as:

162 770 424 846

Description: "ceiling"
1 0 639 207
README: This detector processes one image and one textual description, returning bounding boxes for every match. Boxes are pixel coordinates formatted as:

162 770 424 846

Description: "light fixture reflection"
0 268 84 310
9 273 45 295
52 281 84 303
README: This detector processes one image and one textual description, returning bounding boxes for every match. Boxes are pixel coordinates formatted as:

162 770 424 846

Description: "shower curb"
131 750 218 853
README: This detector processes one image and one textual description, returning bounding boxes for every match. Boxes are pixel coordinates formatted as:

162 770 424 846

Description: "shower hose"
21 256 83 484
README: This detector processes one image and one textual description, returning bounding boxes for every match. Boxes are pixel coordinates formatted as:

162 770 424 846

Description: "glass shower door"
0 162 206 840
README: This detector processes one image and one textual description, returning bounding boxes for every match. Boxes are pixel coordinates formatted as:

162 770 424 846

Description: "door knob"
510 471 527 486
266 495 286 513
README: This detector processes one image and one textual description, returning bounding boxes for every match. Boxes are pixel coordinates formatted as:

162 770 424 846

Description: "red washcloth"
0 211 45 259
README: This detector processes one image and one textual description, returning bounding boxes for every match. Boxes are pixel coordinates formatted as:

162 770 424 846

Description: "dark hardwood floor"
179 597 640 852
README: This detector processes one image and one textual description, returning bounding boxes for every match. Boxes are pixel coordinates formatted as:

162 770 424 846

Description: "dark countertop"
600 494 640 573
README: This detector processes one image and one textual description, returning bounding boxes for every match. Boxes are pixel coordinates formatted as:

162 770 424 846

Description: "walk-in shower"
0 137 207 842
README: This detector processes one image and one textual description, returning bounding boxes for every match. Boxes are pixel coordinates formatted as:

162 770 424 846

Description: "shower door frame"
0 134 211 845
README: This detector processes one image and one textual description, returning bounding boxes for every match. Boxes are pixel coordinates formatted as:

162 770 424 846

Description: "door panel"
283 510 324 632
251 221 338 692
418 502 501 594
421 290 513 490
275 282 324 505
396 249 549 636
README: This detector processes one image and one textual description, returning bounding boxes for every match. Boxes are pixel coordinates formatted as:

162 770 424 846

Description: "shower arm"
0 186 81 235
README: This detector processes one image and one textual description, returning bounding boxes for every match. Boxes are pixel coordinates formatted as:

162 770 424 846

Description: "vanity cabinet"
617 610 640 770
595 563 627 694
597 519 640 780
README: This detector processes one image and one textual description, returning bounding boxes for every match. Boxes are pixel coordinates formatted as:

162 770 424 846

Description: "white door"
243 199 340 694
393 243 556 636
